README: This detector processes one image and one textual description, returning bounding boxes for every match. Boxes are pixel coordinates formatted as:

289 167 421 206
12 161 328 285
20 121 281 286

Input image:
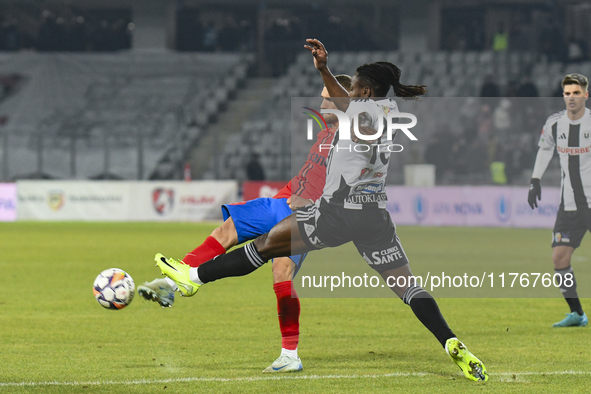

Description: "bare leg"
552 245 574 269
273 257 296 283
379 264 416 298
254 213 311 260
210 217 239 250
196 213 311 283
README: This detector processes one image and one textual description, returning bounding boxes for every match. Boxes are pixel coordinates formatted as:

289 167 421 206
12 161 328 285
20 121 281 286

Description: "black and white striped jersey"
535 107 591 210
321 98 399 210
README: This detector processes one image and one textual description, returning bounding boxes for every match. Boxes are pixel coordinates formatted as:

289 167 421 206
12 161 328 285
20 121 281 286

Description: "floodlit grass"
0 222 589 393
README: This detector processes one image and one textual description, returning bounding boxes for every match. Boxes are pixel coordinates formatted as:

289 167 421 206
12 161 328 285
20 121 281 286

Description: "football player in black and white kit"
155 39 488 382
528 73 590 328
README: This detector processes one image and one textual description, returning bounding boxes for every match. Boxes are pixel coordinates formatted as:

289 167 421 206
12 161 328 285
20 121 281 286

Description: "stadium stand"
212 50 575 185
0 52 252 180
0 47 584 185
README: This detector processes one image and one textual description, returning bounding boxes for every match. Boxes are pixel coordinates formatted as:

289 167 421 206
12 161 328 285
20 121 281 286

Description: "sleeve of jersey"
273 181 292 199
532 123 555 179
538 121 556 150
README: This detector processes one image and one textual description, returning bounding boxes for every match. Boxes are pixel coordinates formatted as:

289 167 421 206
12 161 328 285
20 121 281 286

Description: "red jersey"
274 126 336 200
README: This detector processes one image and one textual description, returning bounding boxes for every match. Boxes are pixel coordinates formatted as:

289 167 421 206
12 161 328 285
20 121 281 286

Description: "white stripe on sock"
190 267 204 285
245 243 264 267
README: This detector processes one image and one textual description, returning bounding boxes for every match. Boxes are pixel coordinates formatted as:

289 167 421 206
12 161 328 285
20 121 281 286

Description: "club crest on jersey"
382 105 391 115
358 167 373 180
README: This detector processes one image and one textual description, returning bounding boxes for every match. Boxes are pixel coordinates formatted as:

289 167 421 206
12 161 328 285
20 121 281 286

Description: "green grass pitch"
0 222 590 393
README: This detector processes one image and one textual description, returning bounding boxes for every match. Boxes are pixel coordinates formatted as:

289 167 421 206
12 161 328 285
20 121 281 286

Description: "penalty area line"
1 370 590 387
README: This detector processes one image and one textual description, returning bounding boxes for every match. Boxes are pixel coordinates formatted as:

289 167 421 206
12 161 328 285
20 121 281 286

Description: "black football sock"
402 285 456 348
555 266 584 315
197 242 267 284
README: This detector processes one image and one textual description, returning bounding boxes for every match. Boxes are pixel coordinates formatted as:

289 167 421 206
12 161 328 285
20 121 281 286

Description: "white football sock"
281 347 298 359
190 267 204 285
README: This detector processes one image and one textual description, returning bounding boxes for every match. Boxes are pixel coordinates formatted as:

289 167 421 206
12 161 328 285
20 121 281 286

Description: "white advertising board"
17 181 238 221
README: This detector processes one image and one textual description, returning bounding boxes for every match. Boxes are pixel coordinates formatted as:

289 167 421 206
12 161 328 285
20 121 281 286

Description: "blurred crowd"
443 8 588 65
423 95 552 185
0 9 132 52
176 10 256 52
0 4 385 56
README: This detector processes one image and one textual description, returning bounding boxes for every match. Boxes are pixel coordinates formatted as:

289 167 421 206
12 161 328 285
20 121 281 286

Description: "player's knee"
253 233 272 259
211 222 237 250
210 226 224 242
552 247 574 268
272 258 294 283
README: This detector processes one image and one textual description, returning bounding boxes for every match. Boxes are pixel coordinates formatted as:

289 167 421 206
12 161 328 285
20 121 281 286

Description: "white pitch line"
1 371 590 387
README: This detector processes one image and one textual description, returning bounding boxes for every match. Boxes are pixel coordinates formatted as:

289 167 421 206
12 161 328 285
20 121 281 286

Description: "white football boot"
263 354 303 373
137 278 175 308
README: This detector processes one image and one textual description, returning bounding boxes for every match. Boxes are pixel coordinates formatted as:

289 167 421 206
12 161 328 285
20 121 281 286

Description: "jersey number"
369 145 389 166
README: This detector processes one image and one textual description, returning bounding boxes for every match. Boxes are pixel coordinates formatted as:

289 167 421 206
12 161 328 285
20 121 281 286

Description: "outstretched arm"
531 146 553 180
304 38 350 111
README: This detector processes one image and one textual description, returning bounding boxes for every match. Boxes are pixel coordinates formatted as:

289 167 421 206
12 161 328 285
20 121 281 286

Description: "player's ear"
364 86 371 97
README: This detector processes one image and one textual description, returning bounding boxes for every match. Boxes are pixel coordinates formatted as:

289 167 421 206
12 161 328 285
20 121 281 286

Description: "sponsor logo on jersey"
358 168 373 180
353 182 384 194
346 193 387 204
370 245 405 265
152 188 174 215
557 145 591 155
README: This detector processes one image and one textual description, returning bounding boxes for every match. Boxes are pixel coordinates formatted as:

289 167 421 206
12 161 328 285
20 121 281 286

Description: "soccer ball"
93 268 135 310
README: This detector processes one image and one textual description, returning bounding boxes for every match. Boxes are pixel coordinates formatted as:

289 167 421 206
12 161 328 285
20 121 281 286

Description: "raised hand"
304 38 328 71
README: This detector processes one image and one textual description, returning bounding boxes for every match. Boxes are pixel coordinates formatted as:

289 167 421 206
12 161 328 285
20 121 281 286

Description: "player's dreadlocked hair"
355 61 427 100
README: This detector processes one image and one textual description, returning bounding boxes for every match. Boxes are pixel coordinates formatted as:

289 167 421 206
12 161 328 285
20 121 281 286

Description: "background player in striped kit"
528 73 590 327
138 75 351 373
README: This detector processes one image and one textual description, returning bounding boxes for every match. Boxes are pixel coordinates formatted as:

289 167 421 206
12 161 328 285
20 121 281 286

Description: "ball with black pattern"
93 268 135 310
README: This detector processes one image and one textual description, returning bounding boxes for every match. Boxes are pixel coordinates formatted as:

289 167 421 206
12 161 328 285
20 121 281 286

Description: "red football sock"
274 280 300 350
183 236 226 267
